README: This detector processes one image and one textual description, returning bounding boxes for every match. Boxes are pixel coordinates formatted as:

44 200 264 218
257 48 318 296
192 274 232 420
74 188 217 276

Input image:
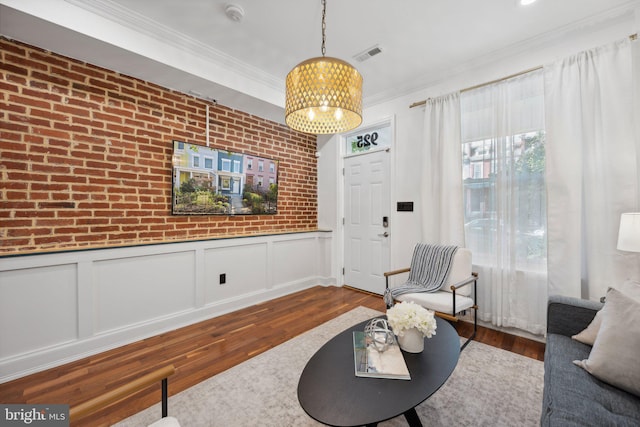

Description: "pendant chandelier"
285 0 363 134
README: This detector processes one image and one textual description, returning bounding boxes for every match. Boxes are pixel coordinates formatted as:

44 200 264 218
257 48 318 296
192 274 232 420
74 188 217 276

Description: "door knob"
378 232 389 237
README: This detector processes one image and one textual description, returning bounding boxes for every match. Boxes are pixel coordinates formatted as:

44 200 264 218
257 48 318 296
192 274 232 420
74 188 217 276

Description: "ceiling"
1 0 639 124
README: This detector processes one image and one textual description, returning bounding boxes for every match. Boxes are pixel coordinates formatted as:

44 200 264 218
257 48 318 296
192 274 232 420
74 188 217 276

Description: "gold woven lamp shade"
285 56 362 134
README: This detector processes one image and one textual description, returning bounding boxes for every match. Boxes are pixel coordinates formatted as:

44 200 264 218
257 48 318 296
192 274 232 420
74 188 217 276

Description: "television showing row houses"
171 140 279 215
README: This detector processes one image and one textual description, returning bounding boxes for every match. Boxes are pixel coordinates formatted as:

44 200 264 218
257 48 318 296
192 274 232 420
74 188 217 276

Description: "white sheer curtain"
421 92 465 246
544 38 640 300
460 70 547 335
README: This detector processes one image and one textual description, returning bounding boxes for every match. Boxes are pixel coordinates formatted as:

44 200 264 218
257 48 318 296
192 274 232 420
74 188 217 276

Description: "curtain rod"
409 32 638 109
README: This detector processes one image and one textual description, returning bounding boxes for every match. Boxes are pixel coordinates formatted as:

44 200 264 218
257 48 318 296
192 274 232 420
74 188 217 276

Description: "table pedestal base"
365 408 423 427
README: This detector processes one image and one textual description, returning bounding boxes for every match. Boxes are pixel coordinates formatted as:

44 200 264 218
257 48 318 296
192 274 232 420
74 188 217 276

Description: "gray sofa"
541 295 640 426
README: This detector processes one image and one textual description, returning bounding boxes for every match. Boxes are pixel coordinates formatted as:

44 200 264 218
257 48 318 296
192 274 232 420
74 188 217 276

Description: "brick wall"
0 37 318 254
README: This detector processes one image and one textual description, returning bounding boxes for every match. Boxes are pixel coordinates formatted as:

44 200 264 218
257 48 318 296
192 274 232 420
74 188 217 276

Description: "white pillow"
571 309 602 345
573 288 640 397
572 279 640 345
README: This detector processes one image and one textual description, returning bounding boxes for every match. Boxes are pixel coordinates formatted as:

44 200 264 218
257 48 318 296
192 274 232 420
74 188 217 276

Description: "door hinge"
342 167 345 175
342 267 345 275
342 217 345 225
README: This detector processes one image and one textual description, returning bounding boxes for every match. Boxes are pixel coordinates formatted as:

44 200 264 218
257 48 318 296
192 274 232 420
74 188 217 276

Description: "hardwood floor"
0 286 545 426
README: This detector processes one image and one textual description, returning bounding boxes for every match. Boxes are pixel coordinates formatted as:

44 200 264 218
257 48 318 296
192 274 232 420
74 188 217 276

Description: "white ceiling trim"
64 0 283 91
365 1 639 107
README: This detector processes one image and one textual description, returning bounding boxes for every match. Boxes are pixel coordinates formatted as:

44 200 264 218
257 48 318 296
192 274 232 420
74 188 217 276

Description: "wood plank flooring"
0 286 545 426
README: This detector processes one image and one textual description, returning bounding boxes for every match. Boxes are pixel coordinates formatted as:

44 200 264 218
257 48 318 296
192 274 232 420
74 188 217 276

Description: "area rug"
115 307 543 426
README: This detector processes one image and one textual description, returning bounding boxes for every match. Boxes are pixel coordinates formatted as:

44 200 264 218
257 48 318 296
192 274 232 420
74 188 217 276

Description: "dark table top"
297 316 460 426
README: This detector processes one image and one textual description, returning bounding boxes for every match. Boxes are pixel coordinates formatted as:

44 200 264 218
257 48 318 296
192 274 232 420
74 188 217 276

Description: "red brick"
72 81 107 96
50 174 87 184
0 62 29 76
1 218 35 228
0 37 317 254
69 63 105 79
29 51 68 69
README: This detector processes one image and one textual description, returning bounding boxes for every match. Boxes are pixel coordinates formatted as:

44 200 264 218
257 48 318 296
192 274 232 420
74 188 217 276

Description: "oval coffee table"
297 316 460 427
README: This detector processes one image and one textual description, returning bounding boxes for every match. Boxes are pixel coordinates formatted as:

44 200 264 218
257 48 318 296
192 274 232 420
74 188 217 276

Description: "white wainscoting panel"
272 237 318 287
93 251 197 334
0 264 78 360
204 242 268 303
0 231 334 383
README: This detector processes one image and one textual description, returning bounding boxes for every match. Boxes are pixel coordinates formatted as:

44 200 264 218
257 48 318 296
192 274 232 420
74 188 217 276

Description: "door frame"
339 116 396 289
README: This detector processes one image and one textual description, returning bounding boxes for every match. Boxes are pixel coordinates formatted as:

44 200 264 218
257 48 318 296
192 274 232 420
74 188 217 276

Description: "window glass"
461 71 546 270
221 177 231 190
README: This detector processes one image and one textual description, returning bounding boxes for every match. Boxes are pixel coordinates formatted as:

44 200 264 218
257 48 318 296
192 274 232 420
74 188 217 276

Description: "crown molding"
365 0 639 107
64 0 283 91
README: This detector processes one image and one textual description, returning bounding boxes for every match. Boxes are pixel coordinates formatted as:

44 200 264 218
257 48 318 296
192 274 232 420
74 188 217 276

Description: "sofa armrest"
547 295 603 337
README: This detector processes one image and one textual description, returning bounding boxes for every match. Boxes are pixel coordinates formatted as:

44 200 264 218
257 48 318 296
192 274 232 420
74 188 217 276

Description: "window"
461 71 546 270
269 162 275 173
204 157 213 169
257 176 263 187
233 160 241 173
258 160 264 172
193 156 200 168
221 158 231 172
247 159 253 170
220 177 231 190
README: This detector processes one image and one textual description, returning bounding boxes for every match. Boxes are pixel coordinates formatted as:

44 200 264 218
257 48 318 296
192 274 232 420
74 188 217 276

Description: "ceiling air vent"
354 45 382 62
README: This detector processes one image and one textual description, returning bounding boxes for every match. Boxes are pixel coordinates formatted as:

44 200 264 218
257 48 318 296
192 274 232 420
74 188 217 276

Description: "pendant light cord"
321 0 326 56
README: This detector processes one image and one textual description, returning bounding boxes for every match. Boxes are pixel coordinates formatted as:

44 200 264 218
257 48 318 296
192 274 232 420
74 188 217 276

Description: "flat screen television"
171 140 279 215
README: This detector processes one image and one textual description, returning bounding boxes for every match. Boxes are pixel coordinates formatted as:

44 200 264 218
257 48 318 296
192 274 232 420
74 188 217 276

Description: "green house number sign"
346 123 391 155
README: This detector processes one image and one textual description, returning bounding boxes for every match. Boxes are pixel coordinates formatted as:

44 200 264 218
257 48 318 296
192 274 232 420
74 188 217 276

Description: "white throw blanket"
384 243 458 306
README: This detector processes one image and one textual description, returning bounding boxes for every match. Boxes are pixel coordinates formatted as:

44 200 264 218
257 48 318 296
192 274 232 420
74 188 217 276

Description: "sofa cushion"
573 280 640 345
542 333 640 426
396 291 474 314
573 289 640 397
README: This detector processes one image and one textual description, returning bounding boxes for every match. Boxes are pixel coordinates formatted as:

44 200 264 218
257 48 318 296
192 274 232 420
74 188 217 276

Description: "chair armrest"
547 295 603 337
384 267 410 277
70 364 176 422
449 272 478 291
384 267 410 290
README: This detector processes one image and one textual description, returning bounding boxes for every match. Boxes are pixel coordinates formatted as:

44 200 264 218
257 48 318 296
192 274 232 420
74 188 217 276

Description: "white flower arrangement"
386 301 437 338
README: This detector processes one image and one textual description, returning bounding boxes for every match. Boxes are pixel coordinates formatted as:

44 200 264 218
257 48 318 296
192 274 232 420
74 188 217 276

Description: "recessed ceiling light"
520 0 537 5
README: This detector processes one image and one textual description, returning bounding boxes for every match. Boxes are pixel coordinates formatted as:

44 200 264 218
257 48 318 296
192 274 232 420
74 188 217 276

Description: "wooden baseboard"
342 285 383 298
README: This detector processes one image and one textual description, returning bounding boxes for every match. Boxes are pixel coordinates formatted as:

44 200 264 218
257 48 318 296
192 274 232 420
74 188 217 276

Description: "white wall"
318 9 638 284
0 231 333 383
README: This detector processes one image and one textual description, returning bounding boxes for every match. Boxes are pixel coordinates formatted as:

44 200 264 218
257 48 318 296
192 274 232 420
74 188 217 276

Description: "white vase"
397 327 424 353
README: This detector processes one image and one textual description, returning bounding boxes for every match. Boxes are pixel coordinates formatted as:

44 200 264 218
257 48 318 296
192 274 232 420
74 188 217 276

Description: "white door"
344 149 390 294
